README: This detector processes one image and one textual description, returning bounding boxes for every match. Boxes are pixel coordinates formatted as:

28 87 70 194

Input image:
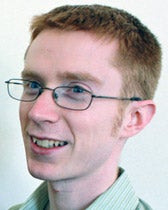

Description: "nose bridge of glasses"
43 86 55 92
41 87 59 100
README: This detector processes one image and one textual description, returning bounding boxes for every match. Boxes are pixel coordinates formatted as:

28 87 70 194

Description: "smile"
32 137 68 149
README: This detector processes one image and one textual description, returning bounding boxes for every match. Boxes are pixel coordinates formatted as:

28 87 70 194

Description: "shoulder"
136 199 153 210
8 204 22 210
8 182 48 210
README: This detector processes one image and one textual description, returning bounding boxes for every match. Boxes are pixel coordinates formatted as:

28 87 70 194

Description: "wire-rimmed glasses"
5 79 142 111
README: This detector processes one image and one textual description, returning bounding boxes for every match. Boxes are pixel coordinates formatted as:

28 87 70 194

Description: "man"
6 4 161 210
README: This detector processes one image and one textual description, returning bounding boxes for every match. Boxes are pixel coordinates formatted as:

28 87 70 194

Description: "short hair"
28 4 162 99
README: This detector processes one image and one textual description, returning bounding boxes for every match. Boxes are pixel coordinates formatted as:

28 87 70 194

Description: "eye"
29 81 41 89
60 85 90 103
72 85 87 93
23 80 41 96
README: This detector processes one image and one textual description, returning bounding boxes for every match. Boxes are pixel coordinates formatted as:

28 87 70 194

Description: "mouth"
32 137 68 149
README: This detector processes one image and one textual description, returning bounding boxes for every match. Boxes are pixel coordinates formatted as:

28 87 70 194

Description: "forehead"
24 30 122 91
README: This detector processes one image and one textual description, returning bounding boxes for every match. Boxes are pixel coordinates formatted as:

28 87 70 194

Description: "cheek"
69 103 123 144
67 111 122 170
68 109 114 142
19 102 31 131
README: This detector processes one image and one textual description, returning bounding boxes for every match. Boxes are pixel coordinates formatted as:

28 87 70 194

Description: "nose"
28 89 60 124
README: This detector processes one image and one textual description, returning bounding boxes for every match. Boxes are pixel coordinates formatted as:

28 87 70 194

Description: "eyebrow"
21 70 102 85
21 70 43 81
56 71 102 85
21 70 49 88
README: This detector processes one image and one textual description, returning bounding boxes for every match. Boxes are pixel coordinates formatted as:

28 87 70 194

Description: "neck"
47 164 119 210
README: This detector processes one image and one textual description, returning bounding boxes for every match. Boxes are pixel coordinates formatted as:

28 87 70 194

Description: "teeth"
32 137 67 148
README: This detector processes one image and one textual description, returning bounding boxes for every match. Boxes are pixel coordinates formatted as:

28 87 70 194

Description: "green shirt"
9 168 152 210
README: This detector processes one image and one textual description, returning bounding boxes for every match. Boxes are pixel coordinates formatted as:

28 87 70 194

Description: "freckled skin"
20 30 132 210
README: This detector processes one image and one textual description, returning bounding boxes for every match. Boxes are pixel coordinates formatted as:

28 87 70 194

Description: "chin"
27 159 67 182
28 164 47 181
27 159 52 180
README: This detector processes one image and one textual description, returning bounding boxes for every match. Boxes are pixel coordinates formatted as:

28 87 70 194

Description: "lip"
29 135 68 155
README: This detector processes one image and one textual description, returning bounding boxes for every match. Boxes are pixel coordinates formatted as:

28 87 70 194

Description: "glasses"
5 79 142 111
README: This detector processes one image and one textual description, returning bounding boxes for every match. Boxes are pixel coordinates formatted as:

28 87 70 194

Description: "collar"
86 168 139 210
16 168 139 210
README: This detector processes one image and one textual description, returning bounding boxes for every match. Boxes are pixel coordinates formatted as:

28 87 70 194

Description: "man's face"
20 30 126 181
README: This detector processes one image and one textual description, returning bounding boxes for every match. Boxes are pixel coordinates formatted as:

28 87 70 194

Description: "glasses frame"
5 79 143 111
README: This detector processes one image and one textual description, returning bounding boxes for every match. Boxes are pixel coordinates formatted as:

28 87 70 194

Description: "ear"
121 100 156 138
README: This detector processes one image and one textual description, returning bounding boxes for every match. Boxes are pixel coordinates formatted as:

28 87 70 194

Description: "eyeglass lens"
7 79 92 110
